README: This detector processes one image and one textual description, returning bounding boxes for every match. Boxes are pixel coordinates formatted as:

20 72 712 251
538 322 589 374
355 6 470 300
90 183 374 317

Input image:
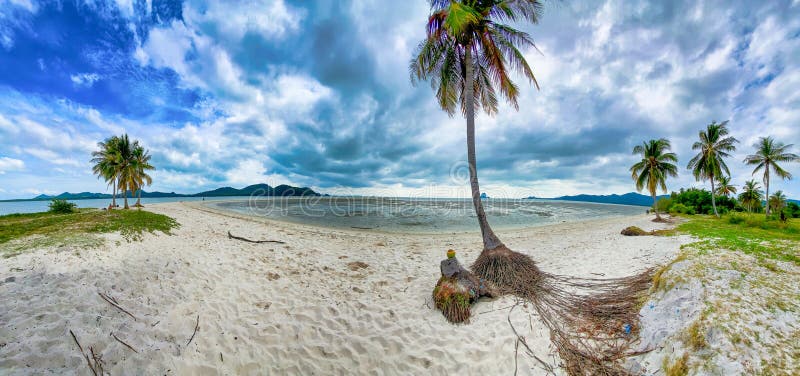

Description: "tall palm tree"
130 143 155 207
687 120 739 217
738 179 763 213
410 0 542 251
744 137 799 217
91 136 121 208
769 190 787 214
113 134 134 209
715 175 737 197
630 139 678 221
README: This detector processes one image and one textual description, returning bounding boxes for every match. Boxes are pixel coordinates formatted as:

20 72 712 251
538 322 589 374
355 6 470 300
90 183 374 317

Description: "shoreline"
0 202 691 374
193 199 648 236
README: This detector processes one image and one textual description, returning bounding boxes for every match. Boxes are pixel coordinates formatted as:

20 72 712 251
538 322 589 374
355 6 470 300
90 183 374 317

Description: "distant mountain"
525 192 669 207
9 184 320 202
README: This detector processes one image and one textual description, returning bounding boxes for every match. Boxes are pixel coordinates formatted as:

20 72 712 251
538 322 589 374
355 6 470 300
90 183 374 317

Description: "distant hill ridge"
525 192 670 207
23 183 319 201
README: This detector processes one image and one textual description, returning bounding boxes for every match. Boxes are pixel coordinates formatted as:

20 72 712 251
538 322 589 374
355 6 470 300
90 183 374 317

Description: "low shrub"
669 203 695 215
48 199 77 214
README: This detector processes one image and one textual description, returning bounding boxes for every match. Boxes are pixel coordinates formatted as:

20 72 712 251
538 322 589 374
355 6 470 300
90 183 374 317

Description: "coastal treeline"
633 121 799 219
91 134 154 209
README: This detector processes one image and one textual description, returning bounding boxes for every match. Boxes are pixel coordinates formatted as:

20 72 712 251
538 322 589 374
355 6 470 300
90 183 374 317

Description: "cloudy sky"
0 0 798 200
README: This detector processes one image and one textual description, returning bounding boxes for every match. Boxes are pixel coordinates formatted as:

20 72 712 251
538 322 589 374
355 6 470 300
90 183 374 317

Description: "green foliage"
0 209 179 256
669 203 695 215
662 353 689 376
48 199 77 214
666 188 736 215
629 139 679 198
656 197 673 212
786 202 800 218
678 213 800 265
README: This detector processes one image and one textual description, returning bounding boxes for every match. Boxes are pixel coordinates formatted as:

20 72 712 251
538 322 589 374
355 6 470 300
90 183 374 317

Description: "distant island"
2 184 321 202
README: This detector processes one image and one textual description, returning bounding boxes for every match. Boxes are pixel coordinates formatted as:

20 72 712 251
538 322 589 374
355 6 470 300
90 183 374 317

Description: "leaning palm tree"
715 175 737 197
91 136 121 208
687 120 739 217
744 137 799 217
630 139 679 221
769 191 787 214
410 0 540 252
738 180 763 213
130 143 155 207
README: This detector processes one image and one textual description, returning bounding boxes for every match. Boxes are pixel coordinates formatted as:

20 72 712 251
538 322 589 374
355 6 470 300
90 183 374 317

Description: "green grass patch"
677 213 800 265
0 208 179 257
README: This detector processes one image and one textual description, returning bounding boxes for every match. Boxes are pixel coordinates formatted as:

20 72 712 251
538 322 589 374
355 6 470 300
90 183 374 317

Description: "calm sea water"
0 196 253 215
210 197 646 233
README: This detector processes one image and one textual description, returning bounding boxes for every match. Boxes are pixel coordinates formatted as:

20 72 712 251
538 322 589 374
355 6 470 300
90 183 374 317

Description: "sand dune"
0 202 690 375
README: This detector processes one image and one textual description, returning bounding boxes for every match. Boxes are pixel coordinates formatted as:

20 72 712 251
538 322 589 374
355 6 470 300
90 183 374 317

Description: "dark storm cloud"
1 0 799 199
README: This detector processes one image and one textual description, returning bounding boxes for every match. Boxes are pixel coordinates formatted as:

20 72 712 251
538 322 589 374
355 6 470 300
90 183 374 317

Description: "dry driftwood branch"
69 329 98 376
98 292 137 321
111 332 138 353
186 314 200 346
227 231 286 244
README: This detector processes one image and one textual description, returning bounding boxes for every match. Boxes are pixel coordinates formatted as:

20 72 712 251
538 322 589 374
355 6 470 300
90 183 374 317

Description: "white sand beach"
0 202 691 375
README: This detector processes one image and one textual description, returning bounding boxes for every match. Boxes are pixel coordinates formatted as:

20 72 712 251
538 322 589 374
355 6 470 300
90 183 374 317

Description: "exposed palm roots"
471 246 653 375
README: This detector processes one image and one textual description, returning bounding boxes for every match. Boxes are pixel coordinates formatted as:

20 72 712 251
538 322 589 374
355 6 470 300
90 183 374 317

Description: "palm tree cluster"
91 134 154 209
631 120 798 218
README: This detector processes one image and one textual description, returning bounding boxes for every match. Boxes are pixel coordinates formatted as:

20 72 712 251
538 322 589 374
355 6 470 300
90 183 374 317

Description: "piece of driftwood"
111 333 138 353
186 315 200 346
69 329 98 376
98 292 137 321
227 231 285 244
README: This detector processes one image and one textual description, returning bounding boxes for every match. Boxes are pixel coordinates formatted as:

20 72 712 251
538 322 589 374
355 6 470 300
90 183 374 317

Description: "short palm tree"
715 175 737 197
769 190 787 214
131 143 155 207
410 0 541 251
738 180 763 213
744 136 799 217
630 139 678 221
687 120 738 217
91 136 121 208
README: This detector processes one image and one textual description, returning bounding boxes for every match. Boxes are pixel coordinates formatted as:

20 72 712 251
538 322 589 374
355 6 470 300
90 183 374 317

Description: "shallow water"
210 197 645 233
0 196 252 215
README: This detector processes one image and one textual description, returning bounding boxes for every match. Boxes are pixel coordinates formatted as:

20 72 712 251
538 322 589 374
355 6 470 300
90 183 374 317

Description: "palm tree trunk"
652 191 660 220
710 176 718 217
465 47 503 252
764 165 770 217
123 183 129 209
112 180 117 208
136 188 142 207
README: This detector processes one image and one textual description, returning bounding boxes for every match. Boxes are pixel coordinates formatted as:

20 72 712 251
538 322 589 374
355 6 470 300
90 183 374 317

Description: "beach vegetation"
743 136 799 217
687 120 738 217
662 353 690 376
715 175 737 197
629 138 679 221
738 180 765 213
48 199 77 214
0 209 179 257
91 134 155 210
677 213 799 265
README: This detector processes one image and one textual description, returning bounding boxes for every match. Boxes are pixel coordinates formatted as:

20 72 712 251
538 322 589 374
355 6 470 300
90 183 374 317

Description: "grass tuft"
0 208 179 257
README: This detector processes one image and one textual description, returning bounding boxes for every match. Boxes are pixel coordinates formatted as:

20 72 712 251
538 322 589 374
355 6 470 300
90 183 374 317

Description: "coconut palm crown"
715 175 737 197
410 0 542 251
744 136 799 216
738 179 763 213
687 120 738 217
630 138 679 220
